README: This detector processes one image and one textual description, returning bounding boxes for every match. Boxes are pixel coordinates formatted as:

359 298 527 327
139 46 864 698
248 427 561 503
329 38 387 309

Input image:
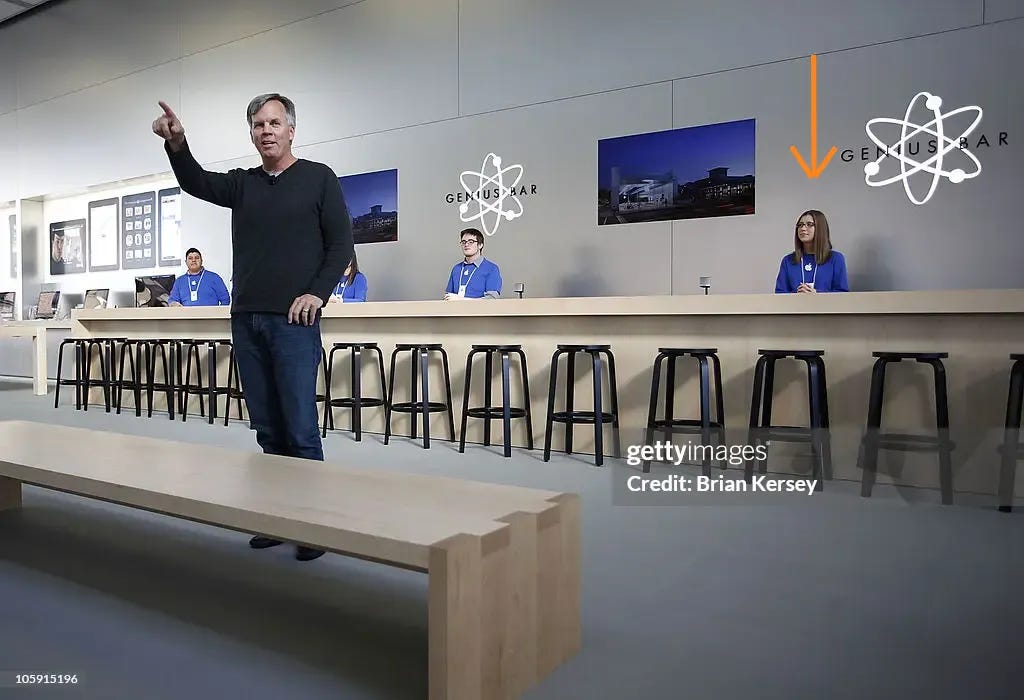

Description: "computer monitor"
0 292 14 321
135 275 175 308
84 288 109 309
36 290 60 319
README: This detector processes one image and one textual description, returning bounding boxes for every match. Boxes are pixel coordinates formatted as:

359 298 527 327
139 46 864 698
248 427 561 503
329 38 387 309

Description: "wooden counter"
71 291 1024 502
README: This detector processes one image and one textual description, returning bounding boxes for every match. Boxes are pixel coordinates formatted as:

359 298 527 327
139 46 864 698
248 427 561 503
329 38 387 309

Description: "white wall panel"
180 0 459 165
671 19 1024 295
0 29 17 115
987 0 1024 21
17 62 182 200
179 0 362 55
0 113 16 202
12 0 180 109
460 0 982 114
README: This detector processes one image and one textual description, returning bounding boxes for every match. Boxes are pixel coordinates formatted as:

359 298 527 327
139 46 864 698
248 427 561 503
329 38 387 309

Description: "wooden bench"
0 420 580 699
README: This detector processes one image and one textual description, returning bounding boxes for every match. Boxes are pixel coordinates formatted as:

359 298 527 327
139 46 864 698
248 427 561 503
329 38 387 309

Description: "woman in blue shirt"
330 253 368 303
775 209 849 294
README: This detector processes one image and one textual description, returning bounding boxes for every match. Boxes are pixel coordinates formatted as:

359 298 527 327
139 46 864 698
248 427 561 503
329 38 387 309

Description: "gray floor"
0 377 1021 700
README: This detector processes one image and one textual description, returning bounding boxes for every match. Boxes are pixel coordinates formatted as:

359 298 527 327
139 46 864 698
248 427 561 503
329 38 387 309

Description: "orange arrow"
790 54 837 179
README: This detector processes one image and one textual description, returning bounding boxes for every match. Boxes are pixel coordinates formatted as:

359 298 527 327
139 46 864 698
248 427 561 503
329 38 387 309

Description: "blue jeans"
231 312 324 461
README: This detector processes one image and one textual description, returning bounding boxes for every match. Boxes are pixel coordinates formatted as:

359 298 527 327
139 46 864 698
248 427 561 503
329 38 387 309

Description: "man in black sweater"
152 94 354 561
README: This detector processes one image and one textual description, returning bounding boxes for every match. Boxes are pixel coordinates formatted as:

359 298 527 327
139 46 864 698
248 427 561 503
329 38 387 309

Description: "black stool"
859 352 954 505
54 338 86 410
384 344 455 449
145 339 179 420
180 339 233 424
543 345 621 467
458 344 534 457
323 343 387 441
745 349 831 489
115 339 149 417
222 346 246 426
642 348 725 474
80 338 118 412
998 354 1024 513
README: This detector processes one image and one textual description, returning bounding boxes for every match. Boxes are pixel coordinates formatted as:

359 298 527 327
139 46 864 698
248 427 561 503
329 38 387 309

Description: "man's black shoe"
295 546 325 561
249 536 283 549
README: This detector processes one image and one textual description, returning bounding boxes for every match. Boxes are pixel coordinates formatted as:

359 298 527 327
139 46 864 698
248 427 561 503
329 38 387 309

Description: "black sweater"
165 139 354 314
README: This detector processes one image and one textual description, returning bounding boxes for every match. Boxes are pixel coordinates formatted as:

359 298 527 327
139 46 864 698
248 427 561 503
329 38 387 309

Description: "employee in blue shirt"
329 253 368 303
444 228 501 300
775 210 849 294
168 247 231 306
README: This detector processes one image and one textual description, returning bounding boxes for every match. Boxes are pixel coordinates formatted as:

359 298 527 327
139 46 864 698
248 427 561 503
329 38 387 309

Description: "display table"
70 290 1024 498
0 320 72 395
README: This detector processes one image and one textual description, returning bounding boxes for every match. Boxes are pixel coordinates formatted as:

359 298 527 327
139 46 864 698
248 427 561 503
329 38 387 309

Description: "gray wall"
0 0 1022 301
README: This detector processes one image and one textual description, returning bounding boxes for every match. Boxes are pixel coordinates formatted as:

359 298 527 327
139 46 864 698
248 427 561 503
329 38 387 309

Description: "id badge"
457 285 467 298
190 290 198 302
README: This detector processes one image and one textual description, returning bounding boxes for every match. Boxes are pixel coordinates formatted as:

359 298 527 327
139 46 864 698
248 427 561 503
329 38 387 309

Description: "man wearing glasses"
443 228 502 300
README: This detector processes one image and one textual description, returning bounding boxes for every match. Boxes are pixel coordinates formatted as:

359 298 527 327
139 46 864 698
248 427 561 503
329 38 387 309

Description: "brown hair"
459 228 484 246
792 209 832 264
344 252 359 285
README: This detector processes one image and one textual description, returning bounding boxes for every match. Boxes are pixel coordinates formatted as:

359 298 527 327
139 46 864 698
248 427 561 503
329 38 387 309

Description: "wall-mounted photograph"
49 219 87 275
598 118 755 225
338 168 398 244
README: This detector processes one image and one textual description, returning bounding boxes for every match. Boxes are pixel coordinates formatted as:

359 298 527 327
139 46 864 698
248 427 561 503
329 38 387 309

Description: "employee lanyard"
460 262 480 289
802 257 817 288
189 270 206 295
336 280 347 296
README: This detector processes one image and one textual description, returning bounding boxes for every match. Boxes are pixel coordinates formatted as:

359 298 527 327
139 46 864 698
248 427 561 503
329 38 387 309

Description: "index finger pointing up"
158 100 178 121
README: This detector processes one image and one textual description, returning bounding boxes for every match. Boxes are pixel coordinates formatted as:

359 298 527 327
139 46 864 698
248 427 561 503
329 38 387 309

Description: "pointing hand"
152 101 185 151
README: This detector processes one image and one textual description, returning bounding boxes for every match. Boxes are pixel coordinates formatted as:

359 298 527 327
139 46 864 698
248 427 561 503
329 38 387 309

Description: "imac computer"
135 275 175 308
84 288 110 309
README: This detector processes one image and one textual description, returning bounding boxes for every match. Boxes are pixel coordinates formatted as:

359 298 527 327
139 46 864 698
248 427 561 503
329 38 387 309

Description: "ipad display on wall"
121 191 156 270
49 220 86 275
158 187 182 267
88 198 120 272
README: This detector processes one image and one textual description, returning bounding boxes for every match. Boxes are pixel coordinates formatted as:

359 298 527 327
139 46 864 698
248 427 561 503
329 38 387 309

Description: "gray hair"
246 93 296 128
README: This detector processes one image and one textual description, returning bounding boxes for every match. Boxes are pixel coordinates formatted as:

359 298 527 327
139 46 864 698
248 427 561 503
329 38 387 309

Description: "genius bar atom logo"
444 153 538 236
862 91 984 205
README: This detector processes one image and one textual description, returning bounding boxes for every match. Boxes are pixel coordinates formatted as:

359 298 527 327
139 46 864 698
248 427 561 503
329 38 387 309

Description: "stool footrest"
466 406 528 420
871 432 955 452
750 426 827 442
552 410 616 425
181 386 232 396
653 419 725 431
391 401 450 413
329 397 386 409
